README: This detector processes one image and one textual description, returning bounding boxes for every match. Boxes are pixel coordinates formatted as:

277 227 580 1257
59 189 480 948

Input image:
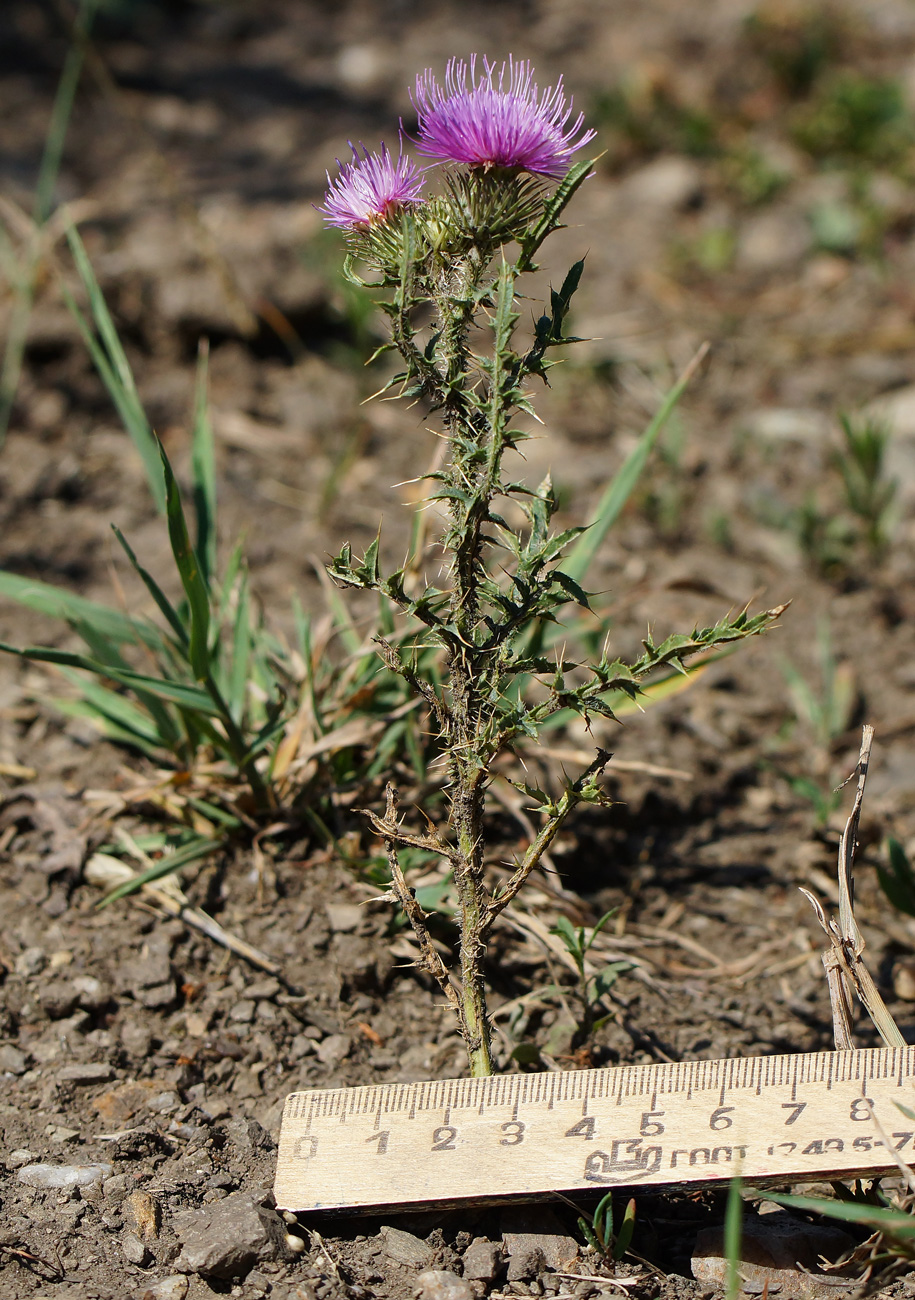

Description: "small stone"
622 155 703 210
17 1162 112 1189
745 408 829 444
39 981 78 1019
173 1189 291 1279
463 1238 504 1282
14 946 46 976
692 1209 857 1298
144 1090 180 1114
505 1244 544 1282
246 977 281 1000
895 959 915 1001
137 981 177 1010
72 975 110 1010
133 1276 189 1300
123 1232 151 1267
126 1189 161 1240
737 208 812 273
45 1124 80 1143
229 999 256 1024
8 1148 36 1168
0 1044 28 1075
104 1174 132 1201
325 904 363 932
121 948 172 990
315 1033 351 1068
382 1225 435 1268
93 1079 160 1122
58 1062 115 1085
415 1269 474 1300
184 1011 211 1037
502 1208 579 1275
121 1022 154 1057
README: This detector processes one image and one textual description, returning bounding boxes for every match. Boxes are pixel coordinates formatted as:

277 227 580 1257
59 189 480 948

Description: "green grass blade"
63 223 165 510
724 1178 743 1300
66 618 183 748
160 443 211 680
55 671 164 746
563 343 709 585
191 341 218 586
98 835 223 906
762 1192 915 1239
111 525 188 649
0 0 96 448
228 569 252 723
54 697 165 760
0 640 220 714
0 569 165 651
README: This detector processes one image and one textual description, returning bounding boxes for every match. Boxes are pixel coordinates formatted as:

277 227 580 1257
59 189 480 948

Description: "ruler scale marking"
275 1048 915 1213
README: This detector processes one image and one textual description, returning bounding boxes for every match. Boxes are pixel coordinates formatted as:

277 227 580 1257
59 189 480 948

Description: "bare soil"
5 1 915 1297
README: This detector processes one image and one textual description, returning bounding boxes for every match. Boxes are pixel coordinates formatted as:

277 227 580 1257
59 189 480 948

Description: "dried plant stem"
802 724 906 1051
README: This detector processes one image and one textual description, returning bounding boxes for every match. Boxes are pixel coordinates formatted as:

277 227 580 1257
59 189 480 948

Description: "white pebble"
17 1162 112 1189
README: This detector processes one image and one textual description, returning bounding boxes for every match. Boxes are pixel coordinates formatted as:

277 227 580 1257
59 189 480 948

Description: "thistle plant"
324 56 784 1076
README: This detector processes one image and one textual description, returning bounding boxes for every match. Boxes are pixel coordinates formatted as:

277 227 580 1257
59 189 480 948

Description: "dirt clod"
172 1188 291 1279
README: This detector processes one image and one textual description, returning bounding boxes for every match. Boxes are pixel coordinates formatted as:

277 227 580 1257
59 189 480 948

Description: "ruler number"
709 1106 735 1131
564 1117 596 1140
850 1098 874 1122
640 1110 666 1137
432 1125 458 1151
365 1130 390 1154
893 1133 914 1151
782 1102 806 1125
500 1121 525 1146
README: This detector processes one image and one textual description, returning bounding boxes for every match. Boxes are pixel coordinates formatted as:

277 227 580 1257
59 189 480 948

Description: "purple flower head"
320 143 425 229
412 55 596 177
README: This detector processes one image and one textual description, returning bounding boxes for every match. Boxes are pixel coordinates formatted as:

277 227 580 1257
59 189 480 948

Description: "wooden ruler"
274 1047 915 1213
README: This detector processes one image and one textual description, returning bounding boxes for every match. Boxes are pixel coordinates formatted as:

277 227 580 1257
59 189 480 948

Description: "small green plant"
835 412 897 555
792 71 913 166
592 77 718 168
719 145 789 207
795 412 897 575
774 620 856 825
744 3 840 98
551 911 632 1047
578 1192 636 1260
879 837 915 918
0 0 97 447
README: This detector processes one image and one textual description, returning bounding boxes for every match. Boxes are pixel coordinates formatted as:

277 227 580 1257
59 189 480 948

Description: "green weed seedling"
578 1192 636 1261
795 412 897 575
792 71 913 167
774 620 855 826
835 412 897 556
0 0 97 448
879 837 915 919
551 911 632 1047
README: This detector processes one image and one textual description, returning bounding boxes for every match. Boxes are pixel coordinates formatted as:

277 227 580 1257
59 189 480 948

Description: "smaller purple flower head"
412 55 596 177
320 142 425 230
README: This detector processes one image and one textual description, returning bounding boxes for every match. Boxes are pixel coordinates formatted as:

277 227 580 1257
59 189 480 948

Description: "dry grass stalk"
801 724 906 1050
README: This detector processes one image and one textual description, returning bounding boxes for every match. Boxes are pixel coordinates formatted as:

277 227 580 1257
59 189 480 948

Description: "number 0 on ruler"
274 1047 915 1212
